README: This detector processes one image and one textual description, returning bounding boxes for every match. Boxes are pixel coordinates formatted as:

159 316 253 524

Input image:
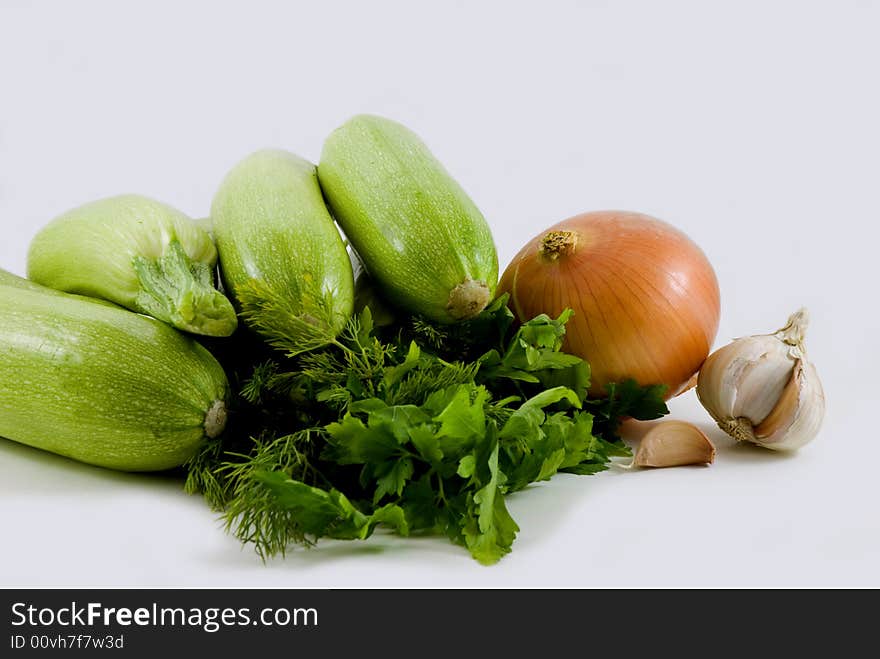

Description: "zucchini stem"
203 400 228 439
446 279 491 321
132 240 238 336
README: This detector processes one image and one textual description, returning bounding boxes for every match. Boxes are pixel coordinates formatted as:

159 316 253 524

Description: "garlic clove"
753 360 826 451
633 420 716 468
695 345 738 424
727 337 796 422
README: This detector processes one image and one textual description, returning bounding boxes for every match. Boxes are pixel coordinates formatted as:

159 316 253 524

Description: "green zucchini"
211 149 355 354
0 268 48 292
318 114 498 323
0 277 229 471
27 194 237 337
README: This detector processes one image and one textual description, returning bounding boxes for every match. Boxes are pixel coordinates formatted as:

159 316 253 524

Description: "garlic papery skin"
696 309 825 451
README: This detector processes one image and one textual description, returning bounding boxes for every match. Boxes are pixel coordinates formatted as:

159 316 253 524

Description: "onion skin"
498 211 720 399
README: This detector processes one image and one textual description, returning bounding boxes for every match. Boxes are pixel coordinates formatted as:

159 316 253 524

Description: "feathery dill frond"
218 429 326 559
239 360 280 404
388 359 480 406
235 278 343 356
183 437 229 509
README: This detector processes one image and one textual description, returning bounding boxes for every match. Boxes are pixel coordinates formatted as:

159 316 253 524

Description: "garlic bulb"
696 309 825 451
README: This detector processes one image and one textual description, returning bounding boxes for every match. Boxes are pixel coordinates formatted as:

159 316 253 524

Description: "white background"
1 0 877 587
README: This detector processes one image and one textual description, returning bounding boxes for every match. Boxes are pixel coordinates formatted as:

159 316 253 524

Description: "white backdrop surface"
0 0 877 587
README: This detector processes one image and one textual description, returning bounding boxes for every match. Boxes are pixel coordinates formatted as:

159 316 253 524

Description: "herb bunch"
185 295 668 564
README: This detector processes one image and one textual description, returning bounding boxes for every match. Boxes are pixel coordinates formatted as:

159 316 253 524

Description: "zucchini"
318 114 498 323
0 277 229 471
211 149 354 354
27 194 237 337
0 268 48 292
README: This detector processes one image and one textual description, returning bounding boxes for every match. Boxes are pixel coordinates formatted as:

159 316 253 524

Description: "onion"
498 211 720 399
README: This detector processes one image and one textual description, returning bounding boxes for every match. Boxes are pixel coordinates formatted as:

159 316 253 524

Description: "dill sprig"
183 436 229 509
219 429 326 558
235 278 344 356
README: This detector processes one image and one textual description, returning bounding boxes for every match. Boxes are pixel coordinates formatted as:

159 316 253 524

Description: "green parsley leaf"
433 384 489 443
461 427 519 565
587 378 670 440
373 457 415 504
323 415 399 464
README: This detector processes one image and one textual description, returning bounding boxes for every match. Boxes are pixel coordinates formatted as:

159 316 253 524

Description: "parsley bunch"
185 295 668 564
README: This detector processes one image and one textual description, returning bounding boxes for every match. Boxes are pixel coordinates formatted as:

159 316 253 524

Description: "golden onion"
498 211 721 399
